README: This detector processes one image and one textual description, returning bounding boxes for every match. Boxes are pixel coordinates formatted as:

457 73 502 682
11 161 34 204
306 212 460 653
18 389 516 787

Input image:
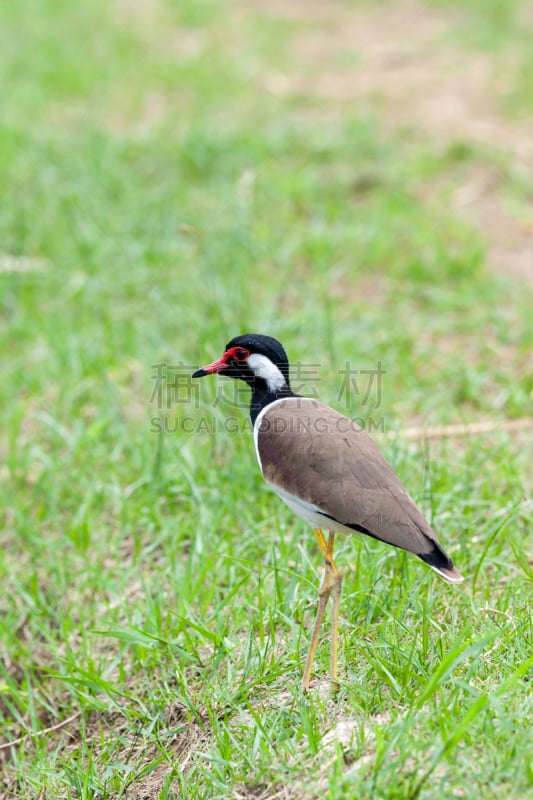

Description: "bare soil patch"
252 0 533 283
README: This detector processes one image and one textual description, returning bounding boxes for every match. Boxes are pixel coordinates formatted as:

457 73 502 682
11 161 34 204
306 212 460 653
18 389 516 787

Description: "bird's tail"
419 542 464 584
428 562 464 583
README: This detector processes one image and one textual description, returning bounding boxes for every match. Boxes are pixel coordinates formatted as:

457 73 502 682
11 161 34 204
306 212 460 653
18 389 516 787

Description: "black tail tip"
419 546 464 584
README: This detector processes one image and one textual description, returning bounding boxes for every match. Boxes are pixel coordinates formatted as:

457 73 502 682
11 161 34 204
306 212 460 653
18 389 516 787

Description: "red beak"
192 355 227 378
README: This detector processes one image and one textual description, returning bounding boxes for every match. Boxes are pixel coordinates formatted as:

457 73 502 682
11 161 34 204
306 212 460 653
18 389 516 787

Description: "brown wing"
257 397 450 562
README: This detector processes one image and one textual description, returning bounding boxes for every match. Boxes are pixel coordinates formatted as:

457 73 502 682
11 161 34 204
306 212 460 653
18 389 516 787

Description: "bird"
192 333 463 690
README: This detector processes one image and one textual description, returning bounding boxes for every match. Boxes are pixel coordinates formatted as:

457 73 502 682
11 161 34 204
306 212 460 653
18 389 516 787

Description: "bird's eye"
234 348 249 361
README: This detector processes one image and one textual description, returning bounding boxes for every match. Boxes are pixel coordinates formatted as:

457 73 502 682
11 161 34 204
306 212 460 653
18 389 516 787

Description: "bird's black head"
192 333 291 394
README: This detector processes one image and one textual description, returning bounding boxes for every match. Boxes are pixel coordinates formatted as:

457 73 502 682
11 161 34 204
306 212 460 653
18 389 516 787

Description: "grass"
1 0 532 798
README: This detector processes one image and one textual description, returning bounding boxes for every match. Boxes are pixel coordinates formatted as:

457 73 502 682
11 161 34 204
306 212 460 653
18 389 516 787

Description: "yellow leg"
330 555 344 689
301 530 343 691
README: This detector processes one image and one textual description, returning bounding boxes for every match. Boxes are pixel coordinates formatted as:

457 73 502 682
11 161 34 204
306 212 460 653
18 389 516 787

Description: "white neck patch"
247 353 287 392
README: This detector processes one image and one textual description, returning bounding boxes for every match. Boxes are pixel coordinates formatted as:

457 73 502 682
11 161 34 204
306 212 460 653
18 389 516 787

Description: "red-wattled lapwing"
192 334 463 690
